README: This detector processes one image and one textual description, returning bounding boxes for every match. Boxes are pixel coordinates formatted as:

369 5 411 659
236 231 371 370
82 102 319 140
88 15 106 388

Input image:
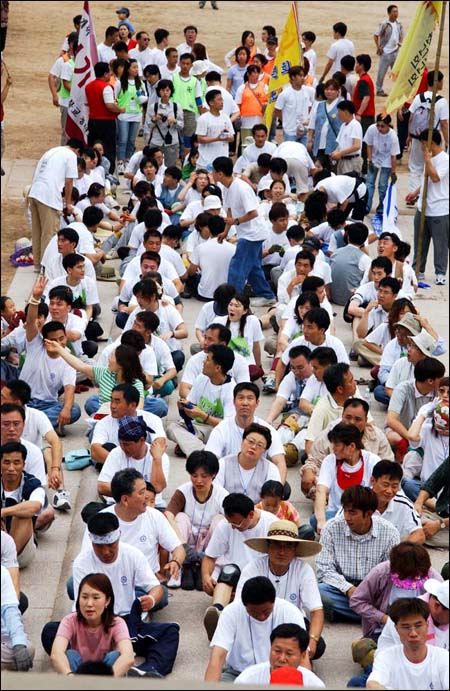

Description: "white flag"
66 1 98 143
382 182 400 235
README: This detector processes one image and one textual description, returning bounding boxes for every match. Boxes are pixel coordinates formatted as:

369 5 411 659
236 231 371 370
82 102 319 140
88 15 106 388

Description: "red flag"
66 1 98 143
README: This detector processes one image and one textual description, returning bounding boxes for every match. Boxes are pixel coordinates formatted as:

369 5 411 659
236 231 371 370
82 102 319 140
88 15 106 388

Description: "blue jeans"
153 377 176 398
365 166 391 215
228 238 275 299
309 510 337 533
117 119 140 161
373 384 390 407
85 395 100 416
66 649 120 672
28 398 81 428
283 131 308 146
318 582 361 622
144 395 169 417
402 477 423 501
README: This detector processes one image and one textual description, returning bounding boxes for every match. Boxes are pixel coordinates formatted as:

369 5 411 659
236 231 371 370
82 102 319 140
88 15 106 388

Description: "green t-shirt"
93 366 145 404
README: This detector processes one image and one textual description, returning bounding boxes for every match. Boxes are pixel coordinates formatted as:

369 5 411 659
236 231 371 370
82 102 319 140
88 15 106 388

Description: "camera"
160 115 168 123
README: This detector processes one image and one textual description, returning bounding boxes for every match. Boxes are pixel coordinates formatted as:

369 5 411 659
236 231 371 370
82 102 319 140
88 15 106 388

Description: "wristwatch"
234 218 240 226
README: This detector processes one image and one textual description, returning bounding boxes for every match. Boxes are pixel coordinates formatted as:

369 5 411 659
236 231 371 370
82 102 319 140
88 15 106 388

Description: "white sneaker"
117 161 125 175
53 489 71 511
436 275 446 285
167 573 181 589
262 374 276 393
251 297 276 307
418 272 425 281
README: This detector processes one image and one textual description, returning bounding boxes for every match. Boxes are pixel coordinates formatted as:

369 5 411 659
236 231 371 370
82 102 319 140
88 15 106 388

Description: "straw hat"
245 519 321 558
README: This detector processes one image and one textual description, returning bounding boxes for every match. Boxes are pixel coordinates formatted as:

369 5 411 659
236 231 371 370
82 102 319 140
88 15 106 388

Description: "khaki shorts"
17 534 36 569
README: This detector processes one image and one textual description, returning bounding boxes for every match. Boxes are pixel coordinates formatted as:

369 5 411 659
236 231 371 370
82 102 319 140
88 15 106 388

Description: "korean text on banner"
66 1 98 143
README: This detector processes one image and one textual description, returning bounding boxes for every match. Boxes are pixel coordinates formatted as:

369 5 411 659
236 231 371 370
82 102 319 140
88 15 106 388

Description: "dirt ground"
1 0 448 292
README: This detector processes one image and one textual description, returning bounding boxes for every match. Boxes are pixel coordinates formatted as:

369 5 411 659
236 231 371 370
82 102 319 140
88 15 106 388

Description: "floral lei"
390 569 431 590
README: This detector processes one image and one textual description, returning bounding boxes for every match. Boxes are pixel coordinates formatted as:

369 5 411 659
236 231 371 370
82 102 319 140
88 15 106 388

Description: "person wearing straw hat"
235 519 325 660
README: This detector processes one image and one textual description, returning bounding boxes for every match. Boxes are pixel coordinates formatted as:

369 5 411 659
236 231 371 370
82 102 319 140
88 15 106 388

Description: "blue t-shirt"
226 64 248 98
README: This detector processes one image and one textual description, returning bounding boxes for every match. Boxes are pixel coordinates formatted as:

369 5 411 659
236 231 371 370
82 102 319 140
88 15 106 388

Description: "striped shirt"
92 366 145 404
317 515 399 594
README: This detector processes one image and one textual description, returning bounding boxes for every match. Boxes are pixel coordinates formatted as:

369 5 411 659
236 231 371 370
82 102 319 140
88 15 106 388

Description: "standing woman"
49 573 134 676
116 59 148 174
307 79 342 167
225 30 258 68
146 79 184 168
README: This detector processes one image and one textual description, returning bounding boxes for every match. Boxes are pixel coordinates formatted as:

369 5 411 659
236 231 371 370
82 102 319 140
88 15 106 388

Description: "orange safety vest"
239 81 268 117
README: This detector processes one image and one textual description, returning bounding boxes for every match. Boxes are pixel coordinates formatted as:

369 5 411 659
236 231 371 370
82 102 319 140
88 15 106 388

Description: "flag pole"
414 0 446 279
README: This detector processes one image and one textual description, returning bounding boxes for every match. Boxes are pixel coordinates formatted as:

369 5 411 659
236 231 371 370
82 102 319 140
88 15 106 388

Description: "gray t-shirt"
388 381 435 428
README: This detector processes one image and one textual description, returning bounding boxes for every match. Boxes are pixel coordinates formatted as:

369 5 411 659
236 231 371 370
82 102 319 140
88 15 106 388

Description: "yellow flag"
263 1 302 130
385 1 443 115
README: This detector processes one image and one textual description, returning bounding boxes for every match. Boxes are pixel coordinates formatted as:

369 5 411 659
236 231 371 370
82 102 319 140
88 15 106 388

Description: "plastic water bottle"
363 386 371 404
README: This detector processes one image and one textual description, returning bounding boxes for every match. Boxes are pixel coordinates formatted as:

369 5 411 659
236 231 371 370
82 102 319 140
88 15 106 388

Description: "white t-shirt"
23 405 53 448
97 341 157 377
214 315 263 365
235 661 325 687
206 509 280 570
194 301 217 333
216 454 281 502
327 38 355 74
368 644 449 690
1 566 20 644
195 111 234 167
281 333 349 366
190 238 236 299
363 123 401 167
300 374 326 406
122 252 178 284
205 85 239 118
336 118 363 154
277 371 306 406
275 85 315 134
317 450 380 512
223 178 268 242
187 374 235 420
45 275 99 308
160 244 187 279
22 335 76 403
182 350 249 388
210 597 305 672
409 90 449 134
315 175 365 205
241 141 277 165
81 505 180 573
123 304 184 353
91 410 165 447
72 542 159 617
29 146 78 211
45 253 96 283
235 554 323 618
176 481 228 545
98 444 170 508
206 416 285 461
417 151 449 217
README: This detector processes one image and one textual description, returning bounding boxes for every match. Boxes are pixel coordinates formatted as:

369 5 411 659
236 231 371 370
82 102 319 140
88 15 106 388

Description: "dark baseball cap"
116 7 130 16
302 237 321 251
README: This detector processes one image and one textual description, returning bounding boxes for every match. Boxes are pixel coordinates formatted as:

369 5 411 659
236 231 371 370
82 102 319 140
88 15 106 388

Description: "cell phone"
40 265 46 276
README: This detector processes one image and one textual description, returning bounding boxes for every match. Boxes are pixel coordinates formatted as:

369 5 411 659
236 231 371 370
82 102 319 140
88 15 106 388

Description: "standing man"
373 5 404 97
406 129 449 286
28 139 81 269
274 66 314 145
319 23 354 84
85 62 125 175
195 91 234 168
212 156 276 307
353 54 376 174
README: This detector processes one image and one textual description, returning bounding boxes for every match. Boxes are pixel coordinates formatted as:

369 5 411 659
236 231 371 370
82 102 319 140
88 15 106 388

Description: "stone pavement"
1 158 448 688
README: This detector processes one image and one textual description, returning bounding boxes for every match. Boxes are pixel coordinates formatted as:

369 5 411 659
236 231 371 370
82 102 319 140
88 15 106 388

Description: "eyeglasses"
228 518 247 529
397 623 427 632
1 421 22 428
244 437 266 450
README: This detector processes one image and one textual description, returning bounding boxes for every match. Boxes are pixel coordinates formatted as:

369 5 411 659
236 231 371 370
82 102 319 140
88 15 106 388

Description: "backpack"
409 93 442 138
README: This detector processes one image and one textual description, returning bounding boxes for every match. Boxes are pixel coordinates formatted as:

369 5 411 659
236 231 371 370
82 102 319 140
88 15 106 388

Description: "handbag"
64 448 92 471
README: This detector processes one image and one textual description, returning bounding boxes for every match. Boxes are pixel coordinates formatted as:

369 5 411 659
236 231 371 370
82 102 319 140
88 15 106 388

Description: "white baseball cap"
203 195 222 210
190 60 208 77
424 579 449 609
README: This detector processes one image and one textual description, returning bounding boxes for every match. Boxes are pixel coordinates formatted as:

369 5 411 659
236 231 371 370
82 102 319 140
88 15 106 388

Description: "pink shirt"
56 612 130 660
